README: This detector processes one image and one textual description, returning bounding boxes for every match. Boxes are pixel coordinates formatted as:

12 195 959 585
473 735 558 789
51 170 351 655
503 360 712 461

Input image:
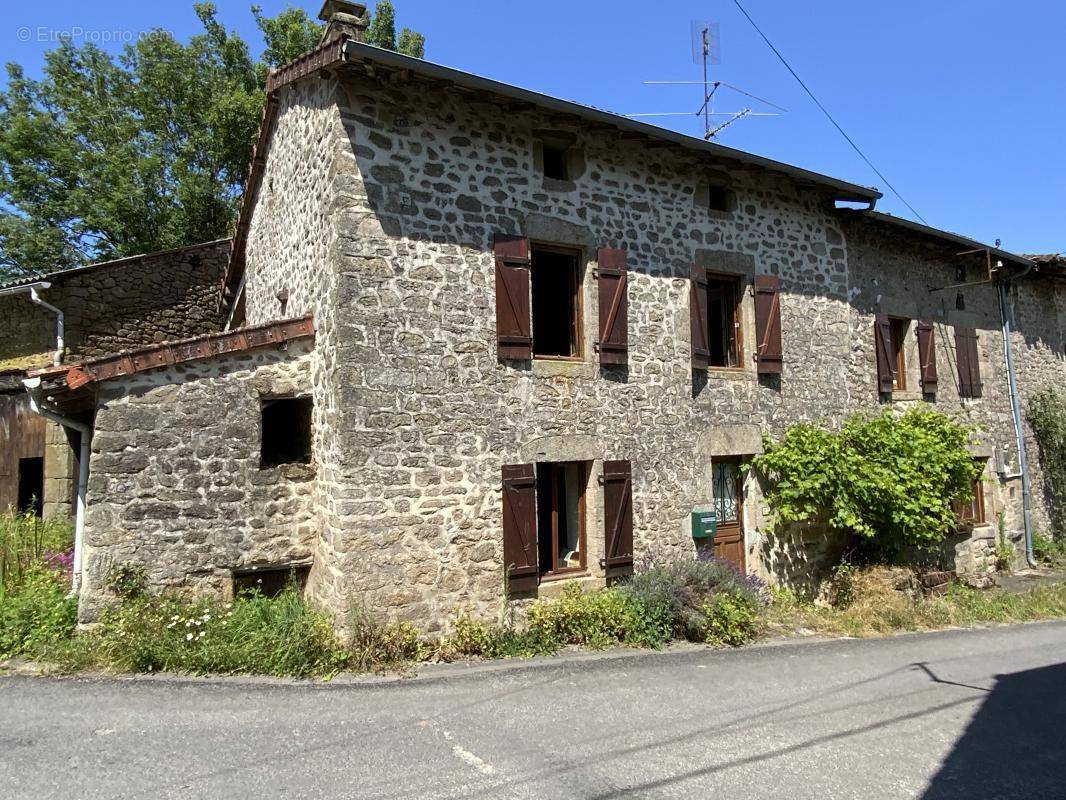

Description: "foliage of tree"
366 1 425 58
1026 388 1066 536
751 409 981 556
0 2 426 279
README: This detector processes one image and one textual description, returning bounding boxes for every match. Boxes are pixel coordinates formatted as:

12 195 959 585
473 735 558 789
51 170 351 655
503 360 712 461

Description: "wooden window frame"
538 461 588 579
955 465 987 527
530 242 584 362
889 317 909 391
704 271 744 370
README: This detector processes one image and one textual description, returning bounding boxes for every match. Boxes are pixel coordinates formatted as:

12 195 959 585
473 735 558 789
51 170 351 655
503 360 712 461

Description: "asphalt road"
3 622 1065 800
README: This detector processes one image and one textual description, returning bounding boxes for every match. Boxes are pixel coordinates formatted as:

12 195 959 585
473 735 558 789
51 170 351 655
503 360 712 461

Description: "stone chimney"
318 0 368 43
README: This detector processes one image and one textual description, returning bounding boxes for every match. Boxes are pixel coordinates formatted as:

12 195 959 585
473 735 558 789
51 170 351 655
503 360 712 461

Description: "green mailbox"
691 505 718 540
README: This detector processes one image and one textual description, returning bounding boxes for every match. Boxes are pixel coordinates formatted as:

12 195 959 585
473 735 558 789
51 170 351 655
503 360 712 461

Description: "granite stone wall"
78 342 316 622
0 239 230 372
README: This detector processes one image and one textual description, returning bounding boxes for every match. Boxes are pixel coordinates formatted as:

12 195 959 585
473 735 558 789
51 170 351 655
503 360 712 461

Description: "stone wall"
78 342 316 622
1010 276 1066 536
0 239 230 371
228 70 1035 631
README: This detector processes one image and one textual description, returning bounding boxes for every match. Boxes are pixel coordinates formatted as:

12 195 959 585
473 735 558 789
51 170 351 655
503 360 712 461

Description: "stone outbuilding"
20 2 1066 632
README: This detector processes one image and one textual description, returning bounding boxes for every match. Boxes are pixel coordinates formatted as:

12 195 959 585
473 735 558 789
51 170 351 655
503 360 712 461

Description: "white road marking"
450 744 497 776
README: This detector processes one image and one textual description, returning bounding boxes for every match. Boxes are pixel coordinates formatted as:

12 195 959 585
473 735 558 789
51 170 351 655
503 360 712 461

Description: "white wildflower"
186 633 194 641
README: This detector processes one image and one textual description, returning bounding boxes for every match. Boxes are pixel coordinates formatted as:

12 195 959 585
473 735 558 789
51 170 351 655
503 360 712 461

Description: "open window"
889 318 909 390
707 183 737 214
531 243 583 359
536 461 588 577
706 274 742 368
260 396 313 468
542 144 569 181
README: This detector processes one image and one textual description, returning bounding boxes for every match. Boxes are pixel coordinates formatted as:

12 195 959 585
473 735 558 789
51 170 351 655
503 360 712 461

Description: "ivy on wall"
1026 389 1066 537
751 409 980 557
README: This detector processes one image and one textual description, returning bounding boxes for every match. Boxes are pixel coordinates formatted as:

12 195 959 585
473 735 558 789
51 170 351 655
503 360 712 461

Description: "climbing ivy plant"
1026 388 1066 536
751 409 980 556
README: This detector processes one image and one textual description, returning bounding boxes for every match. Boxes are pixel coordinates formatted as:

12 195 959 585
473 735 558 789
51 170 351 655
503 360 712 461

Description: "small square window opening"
531 244 582 359
536 461 588 576
706 274 742 368
260 396 313 468
233 564 310 598
707 184 735 213
542 144 569 181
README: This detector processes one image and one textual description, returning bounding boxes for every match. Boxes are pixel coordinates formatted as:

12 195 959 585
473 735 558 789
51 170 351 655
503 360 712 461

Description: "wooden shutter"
502 464 538 592
916 320 937 394
494 235 532 360
874 314 895 393
956 326 983 398
753 274 783 374
600 460 634 573
595 247 629 366
690 265 710 370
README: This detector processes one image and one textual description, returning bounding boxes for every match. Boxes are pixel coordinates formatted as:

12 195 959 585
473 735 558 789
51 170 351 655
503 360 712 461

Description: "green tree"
0 2 426 279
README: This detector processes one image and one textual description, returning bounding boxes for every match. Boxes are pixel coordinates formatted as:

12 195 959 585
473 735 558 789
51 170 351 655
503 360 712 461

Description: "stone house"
0 240 230 517
21 2 1065 631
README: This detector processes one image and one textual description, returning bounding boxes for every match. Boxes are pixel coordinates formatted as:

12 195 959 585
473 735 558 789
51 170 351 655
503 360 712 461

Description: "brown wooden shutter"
916 320 937 394
955 326 983 398
502 464 538 591
595 247 629 366
600 460 634 573
494 235 532 360
874 314 895 393
690 265 710 370
753 274 783 374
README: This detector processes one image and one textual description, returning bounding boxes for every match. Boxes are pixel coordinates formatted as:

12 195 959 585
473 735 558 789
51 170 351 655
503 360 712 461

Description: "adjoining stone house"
22 2 1066 631
0 240 230 518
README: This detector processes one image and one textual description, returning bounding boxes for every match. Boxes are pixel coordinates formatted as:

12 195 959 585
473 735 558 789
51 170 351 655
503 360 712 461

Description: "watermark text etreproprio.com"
16 26 171 44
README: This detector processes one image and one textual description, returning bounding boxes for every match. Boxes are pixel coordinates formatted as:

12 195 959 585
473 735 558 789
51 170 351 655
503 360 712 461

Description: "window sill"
539 569 590 584
532 359 595 379
887 390 923 402
705 367 754 382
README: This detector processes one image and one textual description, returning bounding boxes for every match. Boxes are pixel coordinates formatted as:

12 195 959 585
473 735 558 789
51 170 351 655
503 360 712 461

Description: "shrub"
105 562 148 600
995 539 1016 572
0 511 73 597
697 592 762 646
752 409 980 556
1032 532 1065 566
621 552 766 644
526 584 645 649
0 564 77 660
436 613 559 661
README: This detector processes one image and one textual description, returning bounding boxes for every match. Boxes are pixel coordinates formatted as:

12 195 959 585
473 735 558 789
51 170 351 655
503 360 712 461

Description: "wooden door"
711 459 745 572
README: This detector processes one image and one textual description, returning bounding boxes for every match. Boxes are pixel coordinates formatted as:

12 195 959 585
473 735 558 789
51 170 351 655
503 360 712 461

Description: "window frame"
529 241 585 362
954 466 987 527
888 317 909 391
537 461 588 579
704 270 744 370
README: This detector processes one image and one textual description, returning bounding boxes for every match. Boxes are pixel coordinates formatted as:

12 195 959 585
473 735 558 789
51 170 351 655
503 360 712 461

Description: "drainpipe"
997 263 1037 567
0 281 65 365
22 377 91 595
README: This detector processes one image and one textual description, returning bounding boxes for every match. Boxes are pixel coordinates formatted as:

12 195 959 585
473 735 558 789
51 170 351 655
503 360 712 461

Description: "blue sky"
4 1 1063 254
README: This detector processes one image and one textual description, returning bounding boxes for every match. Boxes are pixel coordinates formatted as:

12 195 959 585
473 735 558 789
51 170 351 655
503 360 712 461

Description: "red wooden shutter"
874 314 895 393
494 235 532 360
753 274 783 374
916 320 937 394
595 247 629 366
955 327 983 398
502 464 538 592
690 265 710 370
600 460 634 573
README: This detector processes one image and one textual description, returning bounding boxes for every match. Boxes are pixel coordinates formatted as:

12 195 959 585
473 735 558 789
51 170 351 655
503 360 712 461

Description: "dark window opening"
536 462 587 576
531 244 582 359
707 184 735 213
542 144 569 181
233 564 310 598
889 317 908 390
706 274 741 367
260 396 313 468
17 457 44 517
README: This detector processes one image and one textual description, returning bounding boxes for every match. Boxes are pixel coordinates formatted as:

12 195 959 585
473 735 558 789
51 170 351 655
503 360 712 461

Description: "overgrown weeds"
0 511 73 598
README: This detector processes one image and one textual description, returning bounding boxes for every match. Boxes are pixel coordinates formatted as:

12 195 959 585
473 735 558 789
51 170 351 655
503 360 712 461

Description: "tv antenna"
627 20 787 140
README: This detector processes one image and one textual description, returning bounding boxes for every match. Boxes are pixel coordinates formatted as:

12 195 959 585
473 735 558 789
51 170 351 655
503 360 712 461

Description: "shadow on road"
921 661 1066 799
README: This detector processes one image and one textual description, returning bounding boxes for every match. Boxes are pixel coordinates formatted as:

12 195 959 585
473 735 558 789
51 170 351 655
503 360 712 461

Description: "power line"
732 0 928 224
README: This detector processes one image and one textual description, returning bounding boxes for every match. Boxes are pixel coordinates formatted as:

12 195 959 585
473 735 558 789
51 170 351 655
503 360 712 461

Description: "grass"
0 511 73 599
767 566 1066 639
